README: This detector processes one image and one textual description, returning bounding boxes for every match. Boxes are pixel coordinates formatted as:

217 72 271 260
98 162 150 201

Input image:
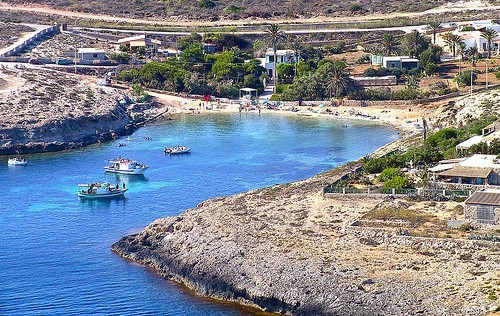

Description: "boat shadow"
106 173 149 184
78 196 127 208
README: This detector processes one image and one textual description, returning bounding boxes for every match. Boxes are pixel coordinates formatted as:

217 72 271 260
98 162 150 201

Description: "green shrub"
224 4 245 14
378 167 401 182
459 222 475 232
383 175 414 189
198 0 216 8
454 70 477 87
363 157 386 174
350 4 362 12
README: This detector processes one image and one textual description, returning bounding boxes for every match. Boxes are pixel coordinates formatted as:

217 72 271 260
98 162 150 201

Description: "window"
93 53 98 58
268 55 274 63
476 205 495 224
483 43 487 50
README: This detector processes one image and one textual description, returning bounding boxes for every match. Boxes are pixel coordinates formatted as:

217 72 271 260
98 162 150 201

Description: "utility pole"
74 46 77 74
486 59 489 89
470 58 473 97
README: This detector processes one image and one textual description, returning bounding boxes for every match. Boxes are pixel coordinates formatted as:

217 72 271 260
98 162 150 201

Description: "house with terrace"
264 49 295 78
431 154 500 186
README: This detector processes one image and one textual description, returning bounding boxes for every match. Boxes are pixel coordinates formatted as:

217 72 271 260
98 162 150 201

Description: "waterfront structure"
432 154 500 185
464 189 500 225
264 49 295 78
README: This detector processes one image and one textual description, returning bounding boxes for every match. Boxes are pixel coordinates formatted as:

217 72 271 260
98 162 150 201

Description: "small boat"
8 157 28 166
78 182 128 199
164 146 191 154
104 157 148 175
118 143 126 147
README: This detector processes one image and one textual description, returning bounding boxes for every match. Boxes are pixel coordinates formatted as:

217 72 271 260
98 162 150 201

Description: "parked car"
28 58 41 65
56 58 72 65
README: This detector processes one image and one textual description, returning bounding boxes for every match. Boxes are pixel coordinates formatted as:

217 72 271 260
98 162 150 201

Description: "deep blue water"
0 113 397 315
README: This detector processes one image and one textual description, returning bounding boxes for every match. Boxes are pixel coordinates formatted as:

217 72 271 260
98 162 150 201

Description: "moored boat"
78 182 128 198
104 157 148 175
8 157 28 166
164 146 191 154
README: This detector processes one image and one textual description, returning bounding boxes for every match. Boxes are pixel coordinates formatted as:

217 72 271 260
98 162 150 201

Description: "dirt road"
0 1 499 27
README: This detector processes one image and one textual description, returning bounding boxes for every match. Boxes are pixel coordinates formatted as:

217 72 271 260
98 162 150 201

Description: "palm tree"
265 24 285 91
457 42 467 73
428 21 441 44
326 60 350 98
381 34 400 56
287 36 306 77
467 46 480 66
481 28 498 58
403 30 427 58
443 33 463 57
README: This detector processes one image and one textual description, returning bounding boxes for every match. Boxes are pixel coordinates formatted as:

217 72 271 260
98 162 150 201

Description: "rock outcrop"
0 67 151 154
112 159 500 315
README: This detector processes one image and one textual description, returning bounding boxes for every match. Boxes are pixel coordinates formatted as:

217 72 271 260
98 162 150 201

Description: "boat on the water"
8 157 28 166
104 157 148 175
78 182 128 198
164 146 191 154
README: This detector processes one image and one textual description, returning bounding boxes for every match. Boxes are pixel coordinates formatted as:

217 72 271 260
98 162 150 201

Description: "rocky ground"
112 151 500 315
20 32 116 59
0 66 157 154
0 22 34 48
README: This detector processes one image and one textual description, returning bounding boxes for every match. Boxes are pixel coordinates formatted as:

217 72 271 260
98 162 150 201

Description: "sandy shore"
148 90 439 136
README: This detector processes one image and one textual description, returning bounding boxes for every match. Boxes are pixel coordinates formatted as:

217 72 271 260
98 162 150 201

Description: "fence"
323 186 472 199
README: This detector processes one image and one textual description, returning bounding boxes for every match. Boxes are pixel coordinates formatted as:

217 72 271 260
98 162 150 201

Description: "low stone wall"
345 225 500 251
0 25 59 58
342 99 418 108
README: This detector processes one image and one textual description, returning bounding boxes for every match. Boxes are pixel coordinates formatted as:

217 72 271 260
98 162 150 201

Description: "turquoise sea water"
0 113 398 315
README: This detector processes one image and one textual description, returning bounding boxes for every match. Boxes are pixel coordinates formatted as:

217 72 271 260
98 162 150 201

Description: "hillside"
2 0 499 22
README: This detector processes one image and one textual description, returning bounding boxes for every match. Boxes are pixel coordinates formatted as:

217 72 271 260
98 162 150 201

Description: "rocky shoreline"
0 67 167 155
111 138 499 315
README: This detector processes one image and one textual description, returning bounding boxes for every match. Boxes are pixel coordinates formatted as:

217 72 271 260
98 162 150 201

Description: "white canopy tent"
239 88 258 99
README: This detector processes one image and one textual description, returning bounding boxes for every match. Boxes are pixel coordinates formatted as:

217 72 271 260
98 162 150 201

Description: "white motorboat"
104 157 148 175
78 182 128 199
8 157 28 166
164 146 191 154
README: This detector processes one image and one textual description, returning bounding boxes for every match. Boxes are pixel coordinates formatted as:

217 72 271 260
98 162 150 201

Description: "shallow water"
0 113 398 315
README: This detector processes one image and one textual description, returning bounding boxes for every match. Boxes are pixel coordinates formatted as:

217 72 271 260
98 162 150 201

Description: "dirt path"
0 2 499 27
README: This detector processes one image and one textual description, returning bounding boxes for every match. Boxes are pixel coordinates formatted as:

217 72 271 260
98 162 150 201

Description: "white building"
264 49 295 78
77 48 106 61
439 20 500 56
382 56 419 70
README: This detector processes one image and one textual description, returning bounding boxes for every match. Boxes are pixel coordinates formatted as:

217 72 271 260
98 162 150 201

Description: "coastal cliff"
112 153 500 315
0 67 141 154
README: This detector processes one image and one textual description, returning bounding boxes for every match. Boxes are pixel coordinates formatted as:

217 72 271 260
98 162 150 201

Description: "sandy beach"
147 89 437 136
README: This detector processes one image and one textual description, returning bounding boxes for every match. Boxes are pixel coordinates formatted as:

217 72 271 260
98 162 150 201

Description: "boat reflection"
106 173 149 184
79 196 127 208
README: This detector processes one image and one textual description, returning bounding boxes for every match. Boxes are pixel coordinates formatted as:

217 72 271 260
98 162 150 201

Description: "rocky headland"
112 135 500 315
0 66 165 154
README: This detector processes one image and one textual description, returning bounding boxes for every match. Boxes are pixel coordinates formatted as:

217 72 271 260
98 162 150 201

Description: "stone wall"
345 225 500 251
464 204 500 225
